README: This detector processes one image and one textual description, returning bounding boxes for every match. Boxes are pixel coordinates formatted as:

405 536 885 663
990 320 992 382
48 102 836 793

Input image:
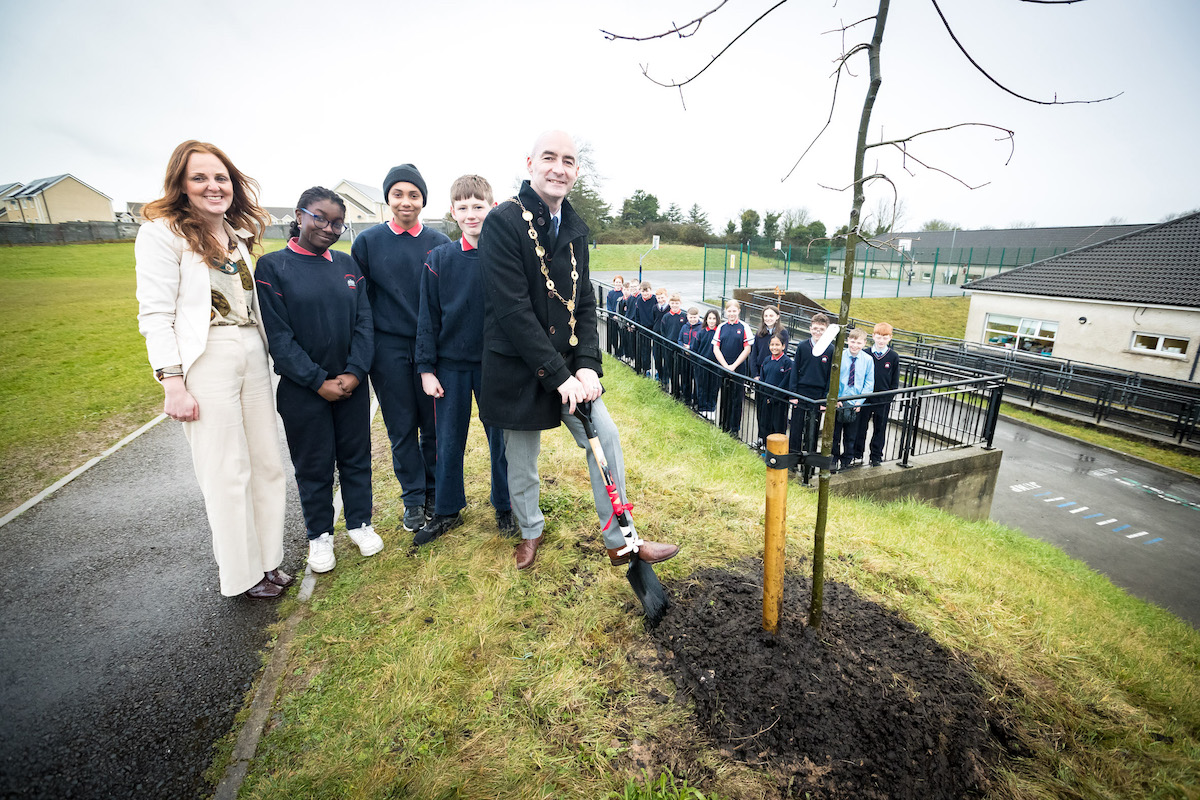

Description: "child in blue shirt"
832 327 875 470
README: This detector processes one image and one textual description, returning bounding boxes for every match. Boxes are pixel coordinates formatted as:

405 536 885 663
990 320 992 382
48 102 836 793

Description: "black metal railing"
594 290 1007 484
733 292 1200 445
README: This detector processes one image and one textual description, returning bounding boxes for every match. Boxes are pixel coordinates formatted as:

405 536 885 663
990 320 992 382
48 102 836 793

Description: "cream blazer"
134 217 269 378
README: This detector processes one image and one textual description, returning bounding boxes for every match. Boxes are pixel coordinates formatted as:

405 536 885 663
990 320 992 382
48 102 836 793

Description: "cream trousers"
182 326 286 596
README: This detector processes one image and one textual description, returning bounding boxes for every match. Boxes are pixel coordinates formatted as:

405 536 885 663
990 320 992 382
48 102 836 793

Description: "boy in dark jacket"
788 312 837 458
353 164 450 532
853 322 901 466
415 175 513 545
654 292 686 390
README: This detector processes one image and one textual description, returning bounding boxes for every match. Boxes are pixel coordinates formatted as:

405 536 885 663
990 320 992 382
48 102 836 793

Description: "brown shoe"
265 568 294 587
514 535 543 570
607 540 679 566
245 576 284 599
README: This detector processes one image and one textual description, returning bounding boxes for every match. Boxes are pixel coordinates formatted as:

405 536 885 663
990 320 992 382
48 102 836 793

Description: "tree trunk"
809 0 890 630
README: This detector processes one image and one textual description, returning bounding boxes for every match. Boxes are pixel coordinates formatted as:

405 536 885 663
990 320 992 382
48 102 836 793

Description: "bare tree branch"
609 0 791 92
930 0 1122 105
600 0 729 41
867 122 1017 164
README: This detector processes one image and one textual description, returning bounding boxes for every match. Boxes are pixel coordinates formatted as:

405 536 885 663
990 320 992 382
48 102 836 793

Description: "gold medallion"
569 335 579 346
535 246 545 257
522 210 533 221
566 300 575 312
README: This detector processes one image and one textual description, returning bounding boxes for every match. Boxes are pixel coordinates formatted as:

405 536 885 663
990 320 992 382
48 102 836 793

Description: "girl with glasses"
255 187 382 575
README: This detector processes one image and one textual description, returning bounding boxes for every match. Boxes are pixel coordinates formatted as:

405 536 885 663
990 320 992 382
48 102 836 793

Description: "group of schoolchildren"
257 166 514 576
603 273 901 472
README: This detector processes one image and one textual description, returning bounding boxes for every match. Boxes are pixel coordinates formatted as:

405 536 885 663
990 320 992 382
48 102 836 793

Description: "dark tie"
549 215 559 246
848 356 856 388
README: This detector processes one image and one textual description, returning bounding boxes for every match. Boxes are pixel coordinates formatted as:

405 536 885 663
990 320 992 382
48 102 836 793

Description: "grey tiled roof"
0 182 22 198
341 179 384 204
963 212 1200 308
12 175 68 196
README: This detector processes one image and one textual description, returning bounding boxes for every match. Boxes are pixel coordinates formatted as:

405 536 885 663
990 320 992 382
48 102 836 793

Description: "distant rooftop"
963 211 1200 308
340 180 384 204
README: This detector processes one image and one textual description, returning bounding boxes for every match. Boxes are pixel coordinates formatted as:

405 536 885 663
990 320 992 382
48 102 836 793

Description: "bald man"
477 130 679 571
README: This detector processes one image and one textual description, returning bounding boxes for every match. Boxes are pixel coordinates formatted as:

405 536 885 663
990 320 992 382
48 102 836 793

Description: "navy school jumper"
714 320 751 434
788 337 834 454
415 238 510 517
854 344 901 462
352 220 450 509
757 352 794 438
255 243 374 538
690 325 720 412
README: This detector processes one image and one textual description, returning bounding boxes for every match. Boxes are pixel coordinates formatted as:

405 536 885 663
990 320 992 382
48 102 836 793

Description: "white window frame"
983 313 1058 356
1129 331 1190 358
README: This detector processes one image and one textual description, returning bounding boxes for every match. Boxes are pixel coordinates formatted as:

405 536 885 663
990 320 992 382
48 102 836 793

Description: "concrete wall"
0 221 140 244
827 446 1003 521
966 293 1198 382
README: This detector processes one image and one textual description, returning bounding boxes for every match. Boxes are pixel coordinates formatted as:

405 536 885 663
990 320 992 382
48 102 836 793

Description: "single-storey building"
963 212 1200 383
1 174 114 223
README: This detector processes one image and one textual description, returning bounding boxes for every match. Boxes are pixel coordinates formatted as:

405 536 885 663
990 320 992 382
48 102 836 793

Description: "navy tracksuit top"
416 239 486 373
255 247 374 391
351 222 450 339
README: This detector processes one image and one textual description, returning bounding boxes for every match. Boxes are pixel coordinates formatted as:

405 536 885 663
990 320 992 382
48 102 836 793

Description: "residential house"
1 175 114 223
264 206 296 226
0 183 21 222
963 212 1200 383
333 179 388 225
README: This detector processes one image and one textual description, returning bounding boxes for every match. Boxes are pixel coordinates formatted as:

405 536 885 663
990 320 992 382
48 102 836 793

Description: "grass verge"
238 361 1199 799
819 296 970 340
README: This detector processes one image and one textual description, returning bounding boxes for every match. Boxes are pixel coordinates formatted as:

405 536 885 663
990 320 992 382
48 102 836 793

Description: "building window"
1130 332 1189 357
984 313 1058 356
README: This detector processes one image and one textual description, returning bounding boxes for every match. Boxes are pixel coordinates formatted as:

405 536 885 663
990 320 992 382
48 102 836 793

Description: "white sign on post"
729 253 737 270
775 240 782 251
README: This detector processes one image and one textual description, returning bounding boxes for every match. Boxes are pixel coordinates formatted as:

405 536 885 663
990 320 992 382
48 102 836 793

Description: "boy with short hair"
654 292 686 391
832 327 874 471
854 322 900 466
353 164 451 532
415 175 514 545
605 276 624 358
629 280 657 376
677 306 704 404
788 312 837 459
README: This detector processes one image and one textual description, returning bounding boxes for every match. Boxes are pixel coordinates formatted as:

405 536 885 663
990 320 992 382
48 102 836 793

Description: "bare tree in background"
603 0 1116 630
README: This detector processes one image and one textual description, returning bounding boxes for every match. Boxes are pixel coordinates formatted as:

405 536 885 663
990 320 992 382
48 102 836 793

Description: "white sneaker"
347 523 384 557
307 532 335 573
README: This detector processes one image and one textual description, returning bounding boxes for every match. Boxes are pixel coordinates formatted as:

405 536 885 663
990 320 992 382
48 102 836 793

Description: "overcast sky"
2 0 1196 233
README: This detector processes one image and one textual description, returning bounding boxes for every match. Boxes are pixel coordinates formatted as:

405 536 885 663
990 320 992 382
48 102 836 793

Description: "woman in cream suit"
135 140 289 599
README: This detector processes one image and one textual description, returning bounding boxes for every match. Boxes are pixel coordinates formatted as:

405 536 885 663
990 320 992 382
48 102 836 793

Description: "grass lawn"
0 237 355 515
590 244 706 272
818 296 970 340
229 363 1200 799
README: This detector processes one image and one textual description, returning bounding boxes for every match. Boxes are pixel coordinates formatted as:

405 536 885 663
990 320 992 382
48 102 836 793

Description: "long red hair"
141 140 269 266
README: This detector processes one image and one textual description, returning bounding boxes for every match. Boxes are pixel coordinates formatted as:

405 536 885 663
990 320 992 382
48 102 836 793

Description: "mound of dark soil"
648 561 999 799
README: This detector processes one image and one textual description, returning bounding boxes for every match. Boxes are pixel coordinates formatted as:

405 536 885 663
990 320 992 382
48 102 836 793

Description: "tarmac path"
990 418 1200 627
0 419 304 799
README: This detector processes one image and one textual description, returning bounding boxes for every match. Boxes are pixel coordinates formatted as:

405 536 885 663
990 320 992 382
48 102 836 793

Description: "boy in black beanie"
352 164 450 532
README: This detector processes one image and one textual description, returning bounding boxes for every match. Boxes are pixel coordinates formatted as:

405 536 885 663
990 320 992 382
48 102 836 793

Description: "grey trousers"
503 397 633 550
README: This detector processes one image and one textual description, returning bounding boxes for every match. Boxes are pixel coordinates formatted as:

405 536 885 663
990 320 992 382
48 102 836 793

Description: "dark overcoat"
478 180 601 430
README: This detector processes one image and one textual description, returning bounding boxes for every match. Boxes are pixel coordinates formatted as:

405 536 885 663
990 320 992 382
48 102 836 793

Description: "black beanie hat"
383 164 428 207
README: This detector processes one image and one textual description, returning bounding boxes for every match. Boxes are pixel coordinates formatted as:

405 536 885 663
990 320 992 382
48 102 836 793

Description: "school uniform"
832 348 875 468
255 240 374 540
655 309 686 391
617 293 635 360
788 337 834 455
750 327 790 378
353 219 450 512
690 325 720 413
605 288 623 356
650 302 670 381
714 320 752 435
628 293 658 375
854 344 900 464
757 352 793 439
416 237 511 518
677 319 704 404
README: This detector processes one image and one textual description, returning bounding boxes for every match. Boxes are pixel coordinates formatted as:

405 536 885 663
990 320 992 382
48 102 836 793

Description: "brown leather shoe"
514 535 543 570
608 540 679 566
265 569 294 587
245 577 284 599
